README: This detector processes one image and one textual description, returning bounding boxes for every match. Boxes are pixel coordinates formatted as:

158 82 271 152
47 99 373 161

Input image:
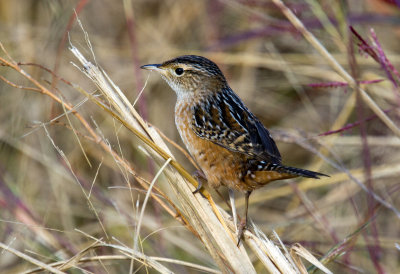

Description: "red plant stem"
18 63 72 86
350 26 379 62
318 108 392 136
308 79 383 88
349 28 384 274
370 29 399 88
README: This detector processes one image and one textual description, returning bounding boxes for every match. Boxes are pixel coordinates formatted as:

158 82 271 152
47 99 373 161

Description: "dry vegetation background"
1 0 400 273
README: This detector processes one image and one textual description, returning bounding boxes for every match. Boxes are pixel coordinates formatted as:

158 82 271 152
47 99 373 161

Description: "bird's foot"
236 191 251 246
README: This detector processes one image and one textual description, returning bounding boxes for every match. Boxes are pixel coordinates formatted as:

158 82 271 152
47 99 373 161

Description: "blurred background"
0 0 399 272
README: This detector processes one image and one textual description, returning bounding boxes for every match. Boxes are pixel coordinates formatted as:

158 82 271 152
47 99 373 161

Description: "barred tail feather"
281 165 328 179
254 161 328 179
249 163 328 189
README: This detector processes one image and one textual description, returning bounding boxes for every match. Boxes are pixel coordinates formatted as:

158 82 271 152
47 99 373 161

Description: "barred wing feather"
191 88 281 164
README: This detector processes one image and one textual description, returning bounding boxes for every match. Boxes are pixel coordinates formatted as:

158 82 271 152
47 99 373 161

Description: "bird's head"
141 55 227 99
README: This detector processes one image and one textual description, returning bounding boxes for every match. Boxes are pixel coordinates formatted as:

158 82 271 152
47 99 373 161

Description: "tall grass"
1 0 399 273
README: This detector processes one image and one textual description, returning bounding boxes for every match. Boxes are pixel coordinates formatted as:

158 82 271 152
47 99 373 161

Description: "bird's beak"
140 64 163 72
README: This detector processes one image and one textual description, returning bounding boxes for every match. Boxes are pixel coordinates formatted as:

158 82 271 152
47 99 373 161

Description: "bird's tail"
248 163 328 188
279 165 328 179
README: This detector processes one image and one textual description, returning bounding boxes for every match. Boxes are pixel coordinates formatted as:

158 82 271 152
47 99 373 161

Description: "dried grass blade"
291 243 333 274
0 242 65 274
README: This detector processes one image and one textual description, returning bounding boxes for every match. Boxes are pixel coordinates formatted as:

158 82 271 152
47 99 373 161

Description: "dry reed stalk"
0 242 64 274
27 255 222 274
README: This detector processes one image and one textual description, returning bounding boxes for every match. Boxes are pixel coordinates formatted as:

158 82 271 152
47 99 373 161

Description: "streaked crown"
141 55 227 98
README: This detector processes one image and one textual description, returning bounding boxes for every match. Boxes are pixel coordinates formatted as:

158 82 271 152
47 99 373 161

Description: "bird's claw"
192 170 206 194
192 180 202 194
236 219 247 246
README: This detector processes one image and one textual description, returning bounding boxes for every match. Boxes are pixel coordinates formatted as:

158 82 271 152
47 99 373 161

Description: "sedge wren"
141 55 327 243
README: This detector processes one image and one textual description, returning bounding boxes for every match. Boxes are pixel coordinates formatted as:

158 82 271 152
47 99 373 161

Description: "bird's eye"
174 68 184 76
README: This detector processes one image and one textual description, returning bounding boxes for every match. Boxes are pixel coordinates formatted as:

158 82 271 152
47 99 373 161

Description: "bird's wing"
191 88 282 163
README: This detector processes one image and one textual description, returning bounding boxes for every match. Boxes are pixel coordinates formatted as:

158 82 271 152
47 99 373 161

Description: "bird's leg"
192 170 207 194
237 190 252 246
228 189 238 235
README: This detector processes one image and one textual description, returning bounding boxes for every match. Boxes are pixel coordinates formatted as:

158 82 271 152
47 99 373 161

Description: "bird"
141 55 327 244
